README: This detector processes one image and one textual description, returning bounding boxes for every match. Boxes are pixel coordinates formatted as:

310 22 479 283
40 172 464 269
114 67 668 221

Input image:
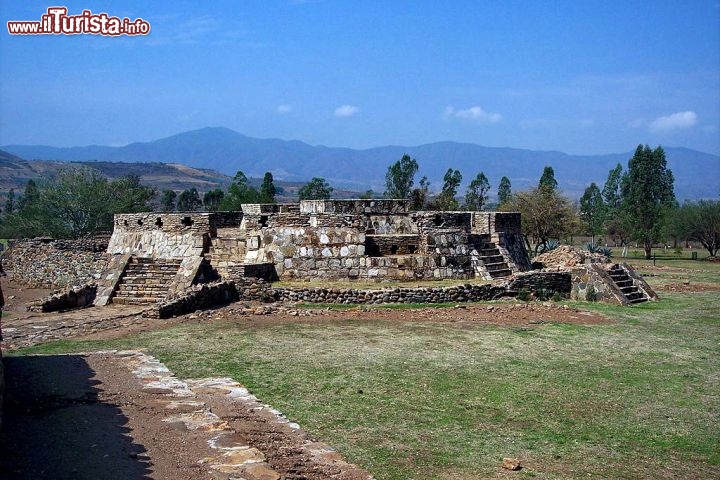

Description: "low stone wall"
150 281 240 318
29 284 98 313
570 264 624 304
2 237 110 288
273 272 570 305
273 283 509 304
506 271 572 297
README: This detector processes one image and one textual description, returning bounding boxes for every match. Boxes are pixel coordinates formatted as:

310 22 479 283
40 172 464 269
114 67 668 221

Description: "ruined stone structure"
2 200 655 316
91 200 531 306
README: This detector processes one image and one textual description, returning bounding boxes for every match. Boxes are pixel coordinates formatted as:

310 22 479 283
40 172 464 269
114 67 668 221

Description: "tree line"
1 145 717 259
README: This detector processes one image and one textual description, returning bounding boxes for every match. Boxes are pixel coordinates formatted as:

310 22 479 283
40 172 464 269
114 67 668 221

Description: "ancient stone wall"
2 237 110 288
107 213 211 258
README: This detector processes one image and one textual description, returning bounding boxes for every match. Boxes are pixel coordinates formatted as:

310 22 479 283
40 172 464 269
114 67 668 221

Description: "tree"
497 176 512 205
602 163 623 210
384 154 419 199
601 163 630 249
579 182 606 244
18 179 39 212
0 167 154 238
4 189 15 216
177 188 202 211
259 172 277 203
360 189 375 199
672 200 720 257
409 176 430 210
620 145 676 259
220 170 261 210
109 175 155 214
160 189 177 212
501 187 577 255
538 166 558 191
203 189 225 211
464 172 490 211
298 177 333 200
429 168 462 210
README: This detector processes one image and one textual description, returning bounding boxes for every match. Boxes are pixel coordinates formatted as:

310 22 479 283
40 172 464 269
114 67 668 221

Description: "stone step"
478 254 505 264
125 265 181 272
484 261 510 272
112 296 163 305
120 274 177 282
628 296 648 304
489 269 512 278
115 284 168 292
625 291 646 301
620 285 639 293
614 279 634 288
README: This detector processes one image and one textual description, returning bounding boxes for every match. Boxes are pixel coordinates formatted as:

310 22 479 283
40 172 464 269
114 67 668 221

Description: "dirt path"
0 351 371 479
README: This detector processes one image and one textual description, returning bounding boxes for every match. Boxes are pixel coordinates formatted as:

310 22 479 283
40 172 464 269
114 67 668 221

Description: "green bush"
586 285 598 302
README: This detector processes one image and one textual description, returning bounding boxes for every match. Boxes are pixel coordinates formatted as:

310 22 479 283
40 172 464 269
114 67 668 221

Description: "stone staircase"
607 264 649 304
111 256 182 305
472 236 512 279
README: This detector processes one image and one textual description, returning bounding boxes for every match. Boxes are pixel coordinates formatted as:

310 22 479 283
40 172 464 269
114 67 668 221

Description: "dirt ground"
0 277 615 479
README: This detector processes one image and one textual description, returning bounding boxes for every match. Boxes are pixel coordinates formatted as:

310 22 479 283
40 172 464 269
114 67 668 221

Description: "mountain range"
3 127 719 200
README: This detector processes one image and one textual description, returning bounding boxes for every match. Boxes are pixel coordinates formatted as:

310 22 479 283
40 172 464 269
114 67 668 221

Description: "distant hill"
4 127 719 200
0 153 233 194
0 151 363 201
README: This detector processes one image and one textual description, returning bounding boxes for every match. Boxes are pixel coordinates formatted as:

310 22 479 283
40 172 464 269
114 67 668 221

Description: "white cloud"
276 104 292 114
649 111 698 131
444 105 502 123
334 105 359 117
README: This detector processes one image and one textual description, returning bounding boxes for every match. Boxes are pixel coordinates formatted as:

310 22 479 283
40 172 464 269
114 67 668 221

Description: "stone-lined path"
0 350 372 480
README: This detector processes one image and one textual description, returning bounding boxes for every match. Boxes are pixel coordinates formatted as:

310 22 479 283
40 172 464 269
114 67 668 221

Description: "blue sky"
1 1 718 155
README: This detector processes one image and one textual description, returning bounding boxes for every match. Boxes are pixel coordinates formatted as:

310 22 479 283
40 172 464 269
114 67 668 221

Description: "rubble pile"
535 245 611 270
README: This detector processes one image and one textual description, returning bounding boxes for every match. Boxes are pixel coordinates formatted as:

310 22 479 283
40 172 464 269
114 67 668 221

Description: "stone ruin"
91 199 531 306
1 199 656 316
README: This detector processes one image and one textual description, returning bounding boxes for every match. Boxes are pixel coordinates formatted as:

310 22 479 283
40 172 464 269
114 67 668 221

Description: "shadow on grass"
0 355 151 479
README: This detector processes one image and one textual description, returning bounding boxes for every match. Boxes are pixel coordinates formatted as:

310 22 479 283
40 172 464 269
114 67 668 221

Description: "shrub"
586 285 598 302
517 288 530 301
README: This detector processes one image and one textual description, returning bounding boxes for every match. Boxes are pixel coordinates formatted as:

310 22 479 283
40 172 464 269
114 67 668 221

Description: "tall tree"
431 168 462 210
177 188 202 211
501 187 577 255
464 172 490 211
221 170 261 210
538 166 558 192
203 189 225 211
298 177 333 200
18 179 40 212
384 154 419 199
497 176 512 205
672 200 720 257
620 145 676 259
4 189 15 216
601 163 630 249
579 182 606 245
260 172 277 203
409 176 430 210
160 189 177 212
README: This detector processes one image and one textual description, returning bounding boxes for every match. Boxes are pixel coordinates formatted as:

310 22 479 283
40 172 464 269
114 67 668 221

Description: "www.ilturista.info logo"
7 7 150 36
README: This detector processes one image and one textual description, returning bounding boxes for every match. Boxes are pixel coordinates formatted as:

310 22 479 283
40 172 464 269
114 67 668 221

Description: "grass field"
12 259 720 479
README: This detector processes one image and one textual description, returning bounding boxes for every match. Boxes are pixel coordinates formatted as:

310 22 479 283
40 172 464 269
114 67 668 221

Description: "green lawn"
11 269 720 478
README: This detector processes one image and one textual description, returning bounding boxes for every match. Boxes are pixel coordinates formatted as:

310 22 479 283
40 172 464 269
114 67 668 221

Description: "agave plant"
586 242 612 257
540 240 559 253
